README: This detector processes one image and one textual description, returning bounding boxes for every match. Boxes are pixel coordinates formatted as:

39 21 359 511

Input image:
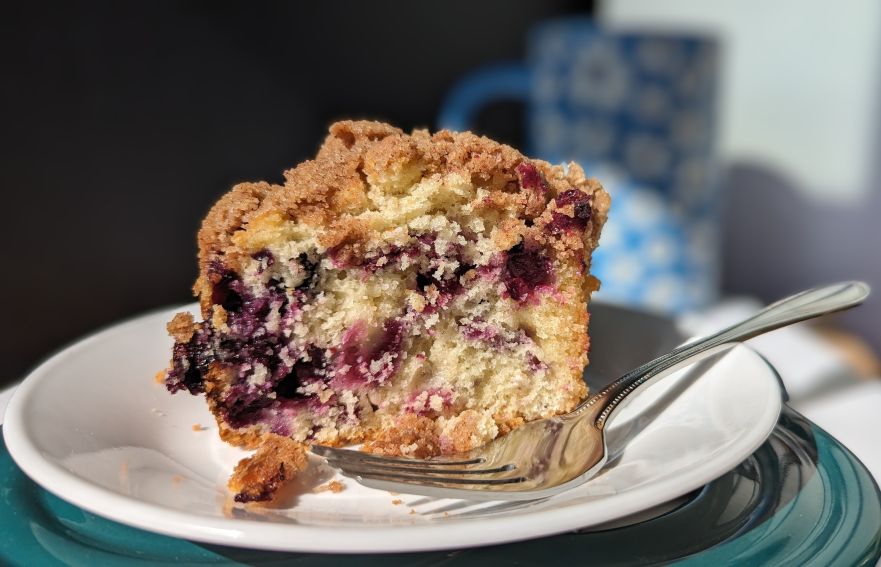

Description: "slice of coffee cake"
163 120 610 502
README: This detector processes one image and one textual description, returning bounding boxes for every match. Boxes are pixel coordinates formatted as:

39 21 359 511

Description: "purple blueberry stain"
526 353 548 373
294 253 319 292
275 346 327 399
221 382 275 428
549 189 592 234
460 319 530 351
516 162 549 197
167 259 315 429
331 318 406 389
410 233 473 307
403 388 453 416
415 262 471 300
166 325 214 395
167 224 492 438
252 249 275 274
361 243 418 275
209 263 243 313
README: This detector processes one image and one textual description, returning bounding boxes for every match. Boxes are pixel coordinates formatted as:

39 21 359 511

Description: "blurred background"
2 0 879 443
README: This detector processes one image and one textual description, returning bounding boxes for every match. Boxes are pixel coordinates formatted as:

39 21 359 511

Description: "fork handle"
585 281 870 430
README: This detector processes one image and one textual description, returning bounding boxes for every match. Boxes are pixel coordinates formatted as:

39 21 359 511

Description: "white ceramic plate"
4 305 782 553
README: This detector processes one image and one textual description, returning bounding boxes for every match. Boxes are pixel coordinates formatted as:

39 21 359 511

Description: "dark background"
4 2 879 389
0 1 594 386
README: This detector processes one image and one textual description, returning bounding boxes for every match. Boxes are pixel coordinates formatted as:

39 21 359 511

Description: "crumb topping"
166 312 196 343
228 436 308 503
197 120 608 276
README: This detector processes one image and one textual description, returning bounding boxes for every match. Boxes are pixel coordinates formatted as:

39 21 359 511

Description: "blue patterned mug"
439 20 720 313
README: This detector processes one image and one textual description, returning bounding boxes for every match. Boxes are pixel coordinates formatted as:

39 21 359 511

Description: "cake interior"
166 161 598 455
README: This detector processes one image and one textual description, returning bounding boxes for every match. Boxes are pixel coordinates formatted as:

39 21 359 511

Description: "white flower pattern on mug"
529 31 718 312
568 40 631 111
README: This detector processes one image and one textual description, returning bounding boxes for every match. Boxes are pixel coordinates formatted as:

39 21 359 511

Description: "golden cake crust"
195 120 609 306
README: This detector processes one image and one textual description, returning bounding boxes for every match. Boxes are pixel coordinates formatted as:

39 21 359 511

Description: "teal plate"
2 406 879 566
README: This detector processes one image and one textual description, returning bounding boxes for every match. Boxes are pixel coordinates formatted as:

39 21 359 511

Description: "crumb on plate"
314 480 346 494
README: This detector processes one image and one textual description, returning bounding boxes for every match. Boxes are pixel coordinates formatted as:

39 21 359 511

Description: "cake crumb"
391 498 403 505
166 311 196 342
154 370 166 384
171 474 184 486
192 423 207 432
228 437 308 503
409 509 416 515
314 480 346 494
222 496 236 518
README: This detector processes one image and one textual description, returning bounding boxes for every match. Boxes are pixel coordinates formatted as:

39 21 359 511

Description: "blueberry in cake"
162 121 610 503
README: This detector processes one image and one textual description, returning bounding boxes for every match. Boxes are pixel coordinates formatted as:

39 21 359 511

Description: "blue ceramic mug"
439 20 720 313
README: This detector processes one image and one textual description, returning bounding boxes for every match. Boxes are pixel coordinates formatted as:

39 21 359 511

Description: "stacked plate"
2 304 879 565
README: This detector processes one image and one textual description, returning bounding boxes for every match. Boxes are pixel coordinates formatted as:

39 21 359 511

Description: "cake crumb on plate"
313 480 345 494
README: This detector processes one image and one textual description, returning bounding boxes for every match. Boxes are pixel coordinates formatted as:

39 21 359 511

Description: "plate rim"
2 305 784 553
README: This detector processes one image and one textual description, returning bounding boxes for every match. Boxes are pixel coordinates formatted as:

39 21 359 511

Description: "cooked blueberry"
549 190 592 233
416 262 472 298
333 318 406 387
526 353 547 372
515 162 549 195
416 272 433 290
221 387 272 428
274 372 300 399
209 267 243 312
233 463 285 503
165 325 215 395
252 249 275 270
295 253 319 291
503 242 553 302
275 347 326 399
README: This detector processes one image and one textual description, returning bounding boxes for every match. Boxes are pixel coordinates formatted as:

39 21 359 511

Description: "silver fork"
311 281 870 501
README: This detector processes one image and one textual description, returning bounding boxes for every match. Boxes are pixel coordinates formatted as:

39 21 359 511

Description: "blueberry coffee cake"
162 120 610 503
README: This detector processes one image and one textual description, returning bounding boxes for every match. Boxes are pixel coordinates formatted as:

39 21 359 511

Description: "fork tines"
311 445 524 487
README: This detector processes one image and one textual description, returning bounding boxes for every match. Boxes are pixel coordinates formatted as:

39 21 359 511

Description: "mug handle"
437 63 530 131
